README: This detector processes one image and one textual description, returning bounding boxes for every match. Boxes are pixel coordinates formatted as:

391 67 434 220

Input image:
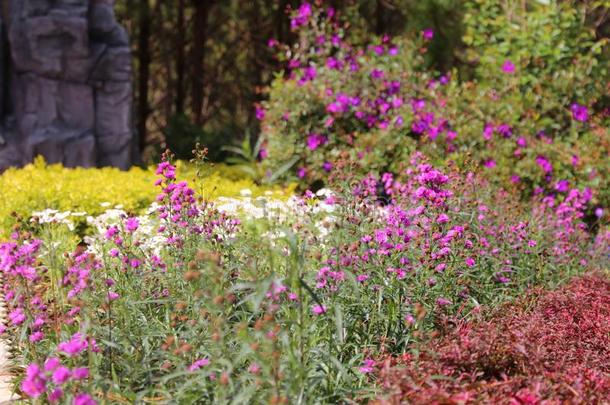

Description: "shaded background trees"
115 0 467 162
115 0 610 163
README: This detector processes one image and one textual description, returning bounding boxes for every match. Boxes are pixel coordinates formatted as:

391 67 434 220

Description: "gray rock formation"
0 0 135 171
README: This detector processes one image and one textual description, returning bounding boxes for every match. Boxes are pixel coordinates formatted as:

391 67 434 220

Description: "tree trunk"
376 0 384 35
190 0 211 125
175 0 186 115
137 0 151 153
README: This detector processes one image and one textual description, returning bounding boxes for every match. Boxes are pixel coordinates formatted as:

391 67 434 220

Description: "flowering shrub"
1 155 607 402
376 274 610 403
259 1 610 210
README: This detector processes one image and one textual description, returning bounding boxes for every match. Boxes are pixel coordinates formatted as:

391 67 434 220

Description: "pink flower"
465 257 475 267
483 159 496 169
248 363 261 374
21 364 46 398
107 292 120 302
44 357 61 372
436 213 449 224
51 366 71 385
9 308 25 326
104 226 119 240
306 133 327 150
188 358 210 372
74 392 97 405
29 331 44 342
437 297 452 306
502 59 515 74
72 367 90 380
48 387 63 403
422 28 434 41
571 103 589 122
58 333 88 357
358 358 375 373
255 105 266 120
311 304 327 315
125 217 139 233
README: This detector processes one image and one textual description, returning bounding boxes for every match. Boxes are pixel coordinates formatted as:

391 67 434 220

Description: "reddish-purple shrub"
375 274 610 404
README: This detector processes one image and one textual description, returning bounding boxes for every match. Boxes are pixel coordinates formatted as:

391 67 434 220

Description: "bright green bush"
0 157 293 238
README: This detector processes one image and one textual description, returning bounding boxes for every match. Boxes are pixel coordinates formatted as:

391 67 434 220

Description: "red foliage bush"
375 274 610 404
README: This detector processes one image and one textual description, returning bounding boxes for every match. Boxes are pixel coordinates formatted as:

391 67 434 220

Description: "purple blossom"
502 59 515 74
570 103 589 122
370 69 384 80
188 358 210 372
73 393 97 405
125 217 139 233
52 366 71 385
311 304 327 315
58 333 88 357
255 105 265 120
555 180 569 193
306 134 327 150
291 2 312 28
72 367 89 380
422 28 434 41
358 358 375 374
483 159 496 169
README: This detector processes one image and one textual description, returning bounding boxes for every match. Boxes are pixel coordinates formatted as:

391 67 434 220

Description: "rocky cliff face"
0 0 134 171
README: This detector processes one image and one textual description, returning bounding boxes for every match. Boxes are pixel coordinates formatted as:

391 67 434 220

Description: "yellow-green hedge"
0 157 294 237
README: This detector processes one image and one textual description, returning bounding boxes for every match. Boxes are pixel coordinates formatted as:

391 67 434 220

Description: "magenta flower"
465 257 475 267
483 124 493 141
51 366 71 385
9 308 25 326
44 357 60 372
188 358 210 372
306 133 327 150
255 105 265 120
370 69 384 80
322 161 333 172
436 213 449 224
104 226 119 240
502 59 515 74
570 103 589 122
58 333 88 357
72 367 90 380
555 179 569 193
22 364 46 398
437 297 452 306
291 2 312 28
535 155 553 174
483 159 496 169
311 304 327 315
422 28 434 41
358 358 375 374
107 291 120 302
73 393 97 405
48 388 63 403
125 217 139 233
